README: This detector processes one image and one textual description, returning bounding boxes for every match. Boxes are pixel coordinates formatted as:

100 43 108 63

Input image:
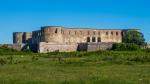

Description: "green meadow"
0 49 150 84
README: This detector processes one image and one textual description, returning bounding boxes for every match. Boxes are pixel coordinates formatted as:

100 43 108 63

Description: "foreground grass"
0 50 150 84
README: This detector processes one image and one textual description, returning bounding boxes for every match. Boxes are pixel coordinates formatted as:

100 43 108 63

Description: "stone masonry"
13 32 32 51
13 26 139 53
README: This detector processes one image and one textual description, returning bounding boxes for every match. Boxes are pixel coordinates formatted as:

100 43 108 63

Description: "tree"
112 43 140 51
123 30 146 46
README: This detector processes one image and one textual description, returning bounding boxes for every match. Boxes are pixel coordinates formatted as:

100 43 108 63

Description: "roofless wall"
33 26 125 44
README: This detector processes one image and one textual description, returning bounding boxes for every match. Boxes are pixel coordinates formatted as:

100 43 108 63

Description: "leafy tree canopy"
123 30 146 46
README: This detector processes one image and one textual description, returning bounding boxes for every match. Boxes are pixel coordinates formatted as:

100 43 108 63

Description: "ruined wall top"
13 32 32 44
14 26 140 45
40 26 139 31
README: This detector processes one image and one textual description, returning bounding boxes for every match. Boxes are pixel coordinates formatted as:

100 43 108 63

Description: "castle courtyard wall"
39 42 78 53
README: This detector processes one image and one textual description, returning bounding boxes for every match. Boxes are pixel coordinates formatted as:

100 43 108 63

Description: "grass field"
0 50 150 84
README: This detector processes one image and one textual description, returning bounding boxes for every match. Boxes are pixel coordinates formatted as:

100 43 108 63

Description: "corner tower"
13 32 24 44
41 26 64 44
13 32 32 44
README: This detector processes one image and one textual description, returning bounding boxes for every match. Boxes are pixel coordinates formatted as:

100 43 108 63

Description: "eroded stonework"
13 26 139 53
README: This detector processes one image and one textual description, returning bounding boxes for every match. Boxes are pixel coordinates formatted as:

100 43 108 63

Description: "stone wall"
23 32 32 43
13 32 32 44
86 42 114 51
38 42 114 53
32 30 41 44
38 42 78 53
13 32 32 51
13 26 139 53
61 28 122 44
39 26 123 45
12 43 27 51
32 26 123 45
13 32 24 44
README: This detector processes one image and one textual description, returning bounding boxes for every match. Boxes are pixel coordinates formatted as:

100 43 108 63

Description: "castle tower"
13 32 32 44
13 32 24 44
41 26 64 44
23 32 32 43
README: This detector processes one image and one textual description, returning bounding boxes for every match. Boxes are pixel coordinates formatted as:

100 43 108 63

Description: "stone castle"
13 26 139 53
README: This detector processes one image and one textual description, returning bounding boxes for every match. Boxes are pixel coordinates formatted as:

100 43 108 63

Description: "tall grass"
0 48 150 84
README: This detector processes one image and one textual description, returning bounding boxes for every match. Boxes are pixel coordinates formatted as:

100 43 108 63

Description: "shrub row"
112 43 140 51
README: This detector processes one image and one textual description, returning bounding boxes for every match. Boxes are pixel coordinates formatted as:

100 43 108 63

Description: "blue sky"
0 0 150 44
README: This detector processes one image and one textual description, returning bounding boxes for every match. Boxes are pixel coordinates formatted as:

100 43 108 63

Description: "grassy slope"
0 50 150 84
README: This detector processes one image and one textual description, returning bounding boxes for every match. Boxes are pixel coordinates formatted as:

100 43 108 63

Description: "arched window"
92 37 96 42
47 49 49 52
106 32 109 35
87 37 90 42
98 32 100 35
97 37 101 42
75 31 77 35
116 32 118 36
111 32 113 35
55 29 57 33
121 32 124 36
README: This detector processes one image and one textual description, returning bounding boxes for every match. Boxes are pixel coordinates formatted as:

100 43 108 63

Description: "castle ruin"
13 26 139 53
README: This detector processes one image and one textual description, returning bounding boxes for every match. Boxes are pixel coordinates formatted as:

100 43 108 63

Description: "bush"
112 43 140 51
142 48 150 53
122 30 145 46
7 56 14 64
0 58 7 65
0 47 34 55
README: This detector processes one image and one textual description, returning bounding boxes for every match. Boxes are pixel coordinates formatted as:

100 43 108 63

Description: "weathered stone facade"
13 32 32 44
78 42 114 51
13 32 32 50
39 42 78 53
33 26 123 44
13 26 139 53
